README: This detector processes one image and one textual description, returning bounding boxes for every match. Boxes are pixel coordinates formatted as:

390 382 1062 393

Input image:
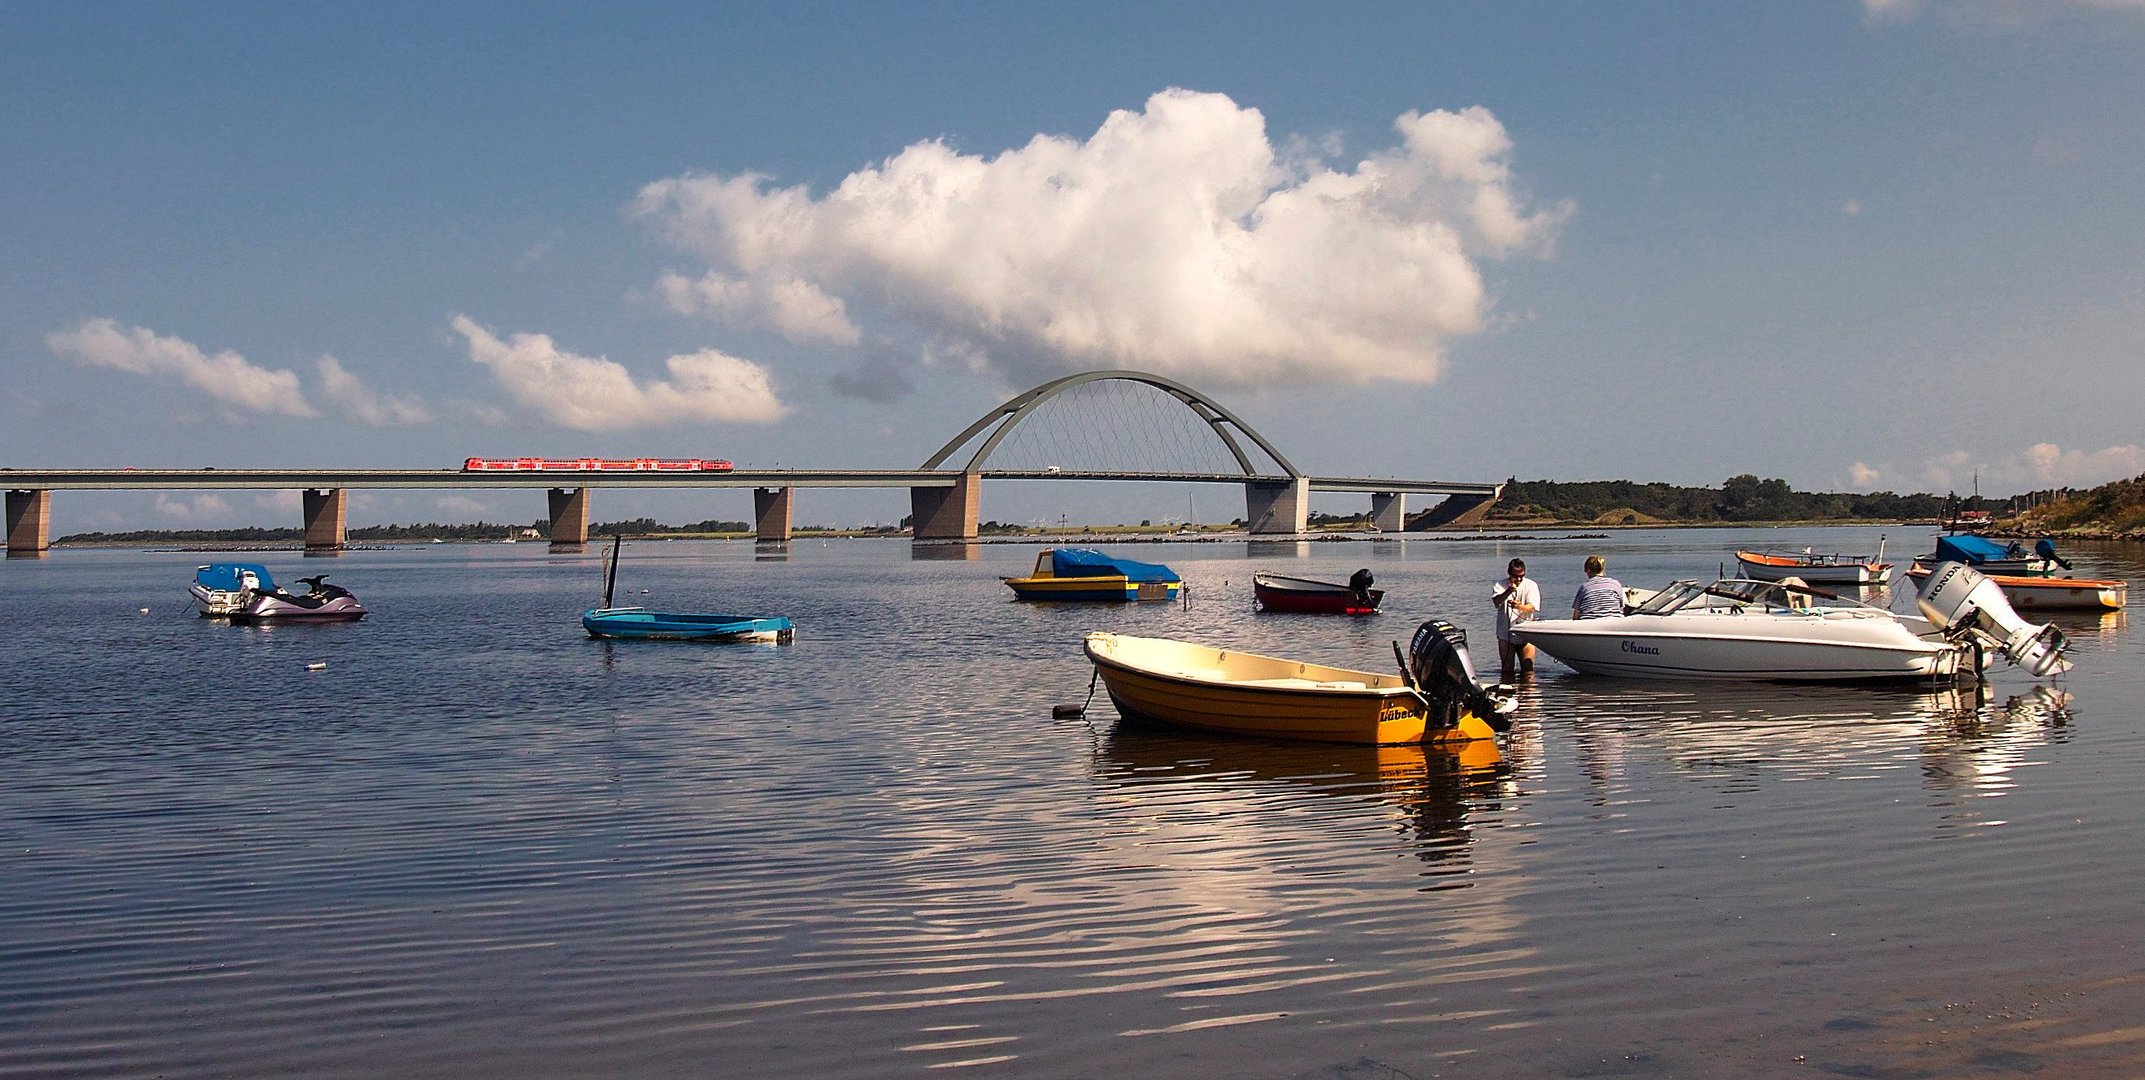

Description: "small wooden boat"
1004 548 1181 602
1734 549 1891 585
1253 570 1382 614
582 535 796 642
1082 625 1506 746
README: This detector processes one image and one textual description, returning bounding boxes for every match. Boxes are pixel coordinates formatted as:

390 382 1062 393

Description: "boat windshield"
1634 578 1868 616
1632 580 1708 615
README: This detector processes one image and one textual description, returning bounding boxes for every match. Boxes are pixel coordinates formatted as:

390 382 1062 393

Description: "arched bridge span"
921 370 1302 479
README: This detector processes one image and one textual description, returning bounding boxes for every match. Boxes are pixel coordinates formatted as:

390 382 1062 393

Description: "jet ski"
229 574 369 623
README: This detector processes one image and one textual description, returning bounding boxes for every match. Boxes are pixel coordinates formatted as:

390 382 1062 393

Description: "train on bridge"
462 457 734 473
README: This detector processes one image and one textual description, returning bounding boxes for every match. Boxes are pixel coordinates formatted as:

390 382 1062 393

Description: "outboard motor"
2034 537 2073 570
1915 561 2071 678
1405 620 1514 733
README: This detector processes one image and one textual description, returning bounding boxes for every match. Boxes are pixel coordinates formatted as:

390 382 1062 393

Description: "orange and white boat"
1734 548 1892 585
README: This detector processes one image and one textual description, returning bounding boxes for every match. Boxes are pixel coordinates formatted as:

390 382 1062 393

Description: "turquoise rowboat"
581 608 794 643
581 534 795 642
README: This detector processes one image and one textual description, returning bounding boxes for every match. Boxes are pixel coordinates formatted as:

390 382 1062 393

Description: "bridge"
4 370 1501 553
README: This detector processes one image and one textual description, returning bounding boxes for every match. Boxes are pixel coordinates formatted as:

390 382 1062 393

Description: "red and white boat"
1252 571 1382 615
462 457 733 472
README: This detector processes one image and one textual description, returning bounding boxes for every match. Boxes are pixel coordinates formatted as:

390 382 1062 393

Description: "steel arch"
919 370 1303 478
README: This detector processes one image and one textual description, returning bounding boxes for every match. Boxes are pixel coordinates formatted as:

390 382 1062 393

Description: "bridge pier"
1413 492 1499 529
7 489 51 555
910 472 980 540
1245 478 1310 535
547 487 590 546
1370 492 1406 532
754 486 793 543
302 488 346 551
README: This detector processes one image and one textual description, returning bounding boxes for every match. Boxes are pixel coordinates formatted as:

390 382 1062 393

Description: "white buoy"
139 608 151 615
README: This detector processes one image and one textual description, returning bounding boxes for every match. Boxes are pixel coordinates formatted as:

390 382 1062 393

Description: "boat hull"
582 608 795 642
1083 632 1496 746
1511 613 1969 681
228 598 368 623
1252 574 1382 614
1733 551 1889 585
1004 576 1179 602
1907 564 2126 612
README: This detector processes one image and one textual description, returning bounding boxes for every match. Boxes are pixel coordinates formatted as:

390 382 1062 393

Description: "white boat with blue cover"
191 562 274 617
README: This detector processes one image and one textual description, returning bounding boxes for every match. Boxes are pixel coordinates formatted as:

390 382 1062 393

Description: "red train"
462 457 734 472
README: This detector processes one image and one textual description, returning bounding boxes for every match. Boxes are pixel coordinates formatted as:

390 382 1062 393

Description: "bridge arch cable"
920 371 1300 478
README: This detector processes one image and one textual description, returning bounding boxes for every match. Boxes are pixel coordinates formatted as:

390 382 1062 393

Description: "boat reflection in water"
1538 675 2072 812
1092 727 1516 882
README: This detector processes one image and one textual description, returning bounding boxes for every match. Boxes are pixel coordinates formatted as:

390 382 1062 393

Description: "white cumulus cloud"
47 318 316 417
451 315 788 429
1920 442 2145 491
154 493 233 520
1865 0 2145 25
1850 461 1883 486
632 88 1567 390
317 355 436 426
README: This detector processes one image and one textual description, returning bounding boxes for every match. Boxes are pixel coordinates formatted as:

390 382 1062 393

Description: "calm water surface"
3 528 2142 1078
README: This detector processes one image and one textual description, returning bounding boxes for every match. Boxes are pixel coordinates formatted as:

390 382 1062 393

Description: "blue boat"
190 562 275 617
581 536 795 643
1003 547 1182 602
582 608 795 642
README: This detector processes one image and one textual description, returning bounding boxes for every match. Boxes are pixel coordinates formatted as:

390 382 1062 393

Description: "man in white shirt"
1492 558 1540 681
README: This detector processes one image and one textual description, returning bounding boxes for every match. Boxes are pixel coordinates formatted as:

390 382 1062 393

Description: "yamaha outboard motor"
1915 561 2070 678
1405 620 1514 733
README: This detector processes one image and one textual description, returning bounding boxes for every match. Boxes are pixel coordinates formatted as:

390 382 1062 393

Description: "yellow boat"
1082 625 1509 746
1004 548 1182 602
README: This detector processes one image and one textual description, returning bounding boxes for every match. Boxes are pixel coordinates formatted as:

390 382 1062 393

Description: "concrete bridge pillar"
754 486 793 543
910 472 980 540
302 488 346 551
1244 478 1310 535
7 489 51 554
547 487 590 545
1414 492 1499 529
1370 492 1406 532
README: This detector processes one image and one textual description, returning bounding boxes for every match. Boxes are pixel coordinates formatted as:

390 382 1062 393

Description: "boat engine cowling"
1914 561 2071 678
1406 620 1514 733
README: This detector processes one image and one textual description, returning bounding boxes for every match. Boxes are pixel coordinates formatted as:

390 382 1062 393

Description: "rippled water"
3 528 2141 1078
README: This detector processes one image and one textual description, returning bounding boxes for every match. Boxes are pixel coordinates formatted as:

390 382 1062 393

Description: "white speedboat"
1511 564 2067 682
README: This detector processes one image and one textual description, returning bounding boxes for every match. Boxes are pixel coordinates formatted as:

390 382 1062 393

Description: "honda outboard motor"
1405 620 1514 733
1915 561 2071 678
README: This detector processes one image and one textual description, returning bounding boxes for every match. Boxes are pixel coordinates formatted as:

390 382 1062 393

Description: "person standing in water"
1492 558 1539 681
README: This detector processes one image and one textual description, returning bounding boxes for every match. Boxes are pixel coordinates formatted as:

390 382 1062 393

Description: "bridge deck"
3 468 1499 497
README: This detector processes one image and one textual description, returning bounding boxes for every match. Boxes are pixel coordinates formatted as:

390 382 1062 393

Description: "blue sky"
5 2 2142 531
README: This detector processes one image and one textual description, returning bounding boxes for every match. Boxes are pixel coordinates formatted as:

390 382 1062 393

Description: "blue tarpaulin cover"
1051 548 1180 584
1933 535 2022 564
194 563 275 592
